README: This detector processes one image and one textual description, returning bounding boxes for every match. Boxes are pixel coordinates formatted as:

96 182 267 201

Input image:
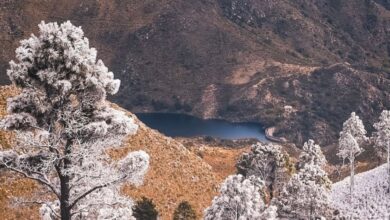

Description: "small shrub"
133 197 159 220
173 201 196 220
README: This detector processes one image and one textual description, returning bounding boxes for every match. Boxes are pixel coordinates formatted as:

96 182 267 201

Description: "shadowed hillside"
1 0 390 145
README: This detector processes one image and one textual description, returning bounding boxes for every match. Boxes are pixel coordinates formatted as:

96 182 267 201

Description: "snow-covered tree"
337 112 367 201
273 140 331 219
204 174 271 220
273 164 332 219
0 21 150 220
340 112 368 144
338 123 366 201
236 142 289 198
298 139 326 169
260 205 278 220
373 110 390 192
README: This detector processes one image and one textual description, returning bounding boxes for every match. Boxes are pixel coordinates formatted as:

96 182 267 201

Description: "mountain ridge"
1 0 390 146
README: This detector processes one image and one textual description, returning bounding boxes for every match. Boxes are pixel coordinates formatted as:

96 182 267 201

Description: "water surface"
136 113 267 141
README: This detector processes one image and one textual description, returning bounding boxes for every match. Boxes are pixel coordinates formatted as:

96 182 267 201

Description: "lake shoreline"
265 127 287 143
135 112 268 141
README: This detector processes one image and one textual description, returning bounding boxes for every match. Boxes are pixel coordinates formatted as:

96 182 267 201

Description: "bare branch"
16 199 61 219
3 164 60 199
69 175 127 210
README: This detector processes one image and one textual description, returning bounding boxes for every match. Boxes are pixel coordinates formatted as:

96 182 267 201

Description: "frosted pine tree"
337 112 366 201
298 139 326 168
274 164 332 219
0 21 150 220
340 112 368 143
260 205 278 220
236 142 288 198
274 140 331 219
204 174 271 220
373 110 390 192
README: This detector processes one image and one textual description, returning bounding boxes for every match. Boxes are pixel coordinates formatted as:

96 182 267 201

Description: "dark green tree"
173 201 196 220
133 197 159 220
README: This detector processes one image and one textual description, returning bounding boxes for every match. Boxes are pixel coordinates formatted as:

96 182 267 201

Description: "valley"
136 113 267 141
1 0 390 147
0 1 390 219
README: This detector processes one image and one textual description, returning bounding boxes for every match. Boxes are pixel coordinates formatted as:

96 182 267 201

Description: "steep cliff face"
1 0 390 146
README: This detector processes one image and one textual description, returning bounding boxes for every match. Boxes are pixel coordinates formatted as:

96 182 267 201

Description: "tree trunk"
350 155 355 202
387 142 390 193
59 141 72 220
60 174 71 220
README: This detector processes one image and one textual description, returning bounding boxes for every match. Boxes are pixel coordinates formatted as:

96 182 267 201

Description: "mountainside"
331 163 390 219
1 0 390 145
0 86 223 220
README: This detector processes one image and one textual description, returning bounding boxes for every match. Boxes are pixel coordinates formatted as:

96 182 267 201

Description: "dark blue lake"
136 113 267 141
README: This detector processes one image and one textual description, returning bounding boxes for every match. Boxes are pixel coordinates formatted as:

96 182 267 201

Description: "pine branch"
69 175 127 210
3 163 60 199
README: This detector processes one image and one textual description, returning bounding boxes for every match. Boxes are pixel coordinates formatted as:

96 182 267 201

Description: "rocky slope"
1 0 390 146
230 64 390 146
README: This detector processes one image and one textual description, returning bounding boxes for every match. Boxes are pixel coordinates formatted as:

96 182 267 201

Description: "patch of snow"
331 164 390 219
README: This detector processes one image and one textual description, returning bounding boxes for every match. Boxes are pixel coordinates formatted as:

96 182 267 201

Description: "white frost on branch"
337 112 366 202
340 112 368 144
298 139 326 168
373 110 390 193
119 150 150 186
273 164 332 219
0 21 150 219
337 132 361 162
373 110 390 156
204 174 271 220
236 142 289 198
273 140 332 219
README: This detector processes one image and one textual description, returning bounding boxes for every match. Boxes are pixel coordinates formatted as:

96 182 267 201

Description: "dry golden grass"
111 115 221 219
0 86 18 149
0 174 39 220
0 86 39 220
0 86 223 219
198 146 249 179
181 140 251 180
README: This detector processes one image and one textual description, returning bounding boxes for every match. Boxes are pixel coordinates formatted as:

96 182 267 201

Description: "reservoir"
136 113 267 141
